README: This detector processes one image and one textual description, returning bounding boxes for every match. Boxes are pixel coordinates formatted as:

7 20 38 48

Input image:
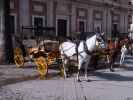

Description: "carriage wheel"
34 56 48 79
60 66 65 78
14 48 23 55
47 50 61 65
47 58 55 65
14 55 24 67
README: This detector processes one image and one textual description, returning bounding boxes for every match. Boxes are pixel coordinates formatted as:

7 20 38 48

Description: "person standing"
107 39 115 71
120 44 127 65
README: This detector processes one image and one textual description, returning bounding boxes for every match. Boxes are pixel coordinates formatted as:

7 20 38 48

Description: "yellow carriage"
14 38 38 67
14 38 63 79
33 40 62 79
14 47 24 67
14 26 63 79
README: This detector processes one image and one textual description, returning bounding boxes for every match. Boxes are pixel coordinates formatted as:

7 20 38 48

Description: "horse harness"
60 40 93 61
83 40 93 55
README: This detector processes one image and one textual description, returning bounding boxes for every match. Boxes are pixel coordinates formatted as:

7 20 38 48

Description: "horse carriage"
89 36 127 71
14 26 63 79
14 28 128 81
59 32 127 81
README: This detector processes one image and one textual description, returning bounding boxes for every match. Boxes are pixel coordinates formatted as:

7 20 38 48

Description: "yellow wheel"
47 50 60 65
34 56 48 79
14 48 23 55
14 55 24 67
60 67 64 78
47 57 55 65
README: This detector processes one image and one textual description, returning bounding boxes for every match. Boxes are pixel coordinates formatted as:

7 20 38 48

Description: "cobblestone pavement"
0 55 133 100
0 63 39 86
1 75 133 100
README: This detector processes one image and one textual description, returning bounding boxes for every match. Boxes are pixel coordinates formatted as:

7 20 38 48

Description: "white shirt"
121 45 127 54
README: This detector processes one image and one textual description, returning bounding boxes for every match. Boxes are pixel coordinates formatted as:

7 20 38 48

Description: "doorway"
112 23 119 38
9 15 15 34
79 21 85 32
57 19 67 37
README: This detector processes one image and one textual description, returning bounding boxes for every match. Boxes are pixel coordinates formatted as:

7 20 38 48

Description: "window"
128 1 132 5
112 0 120 3
113 0 117 2
128 1 133 5
112 24 119 38
79 21 85 32
128 15 132 24
57 19 67 37
33 17 43 36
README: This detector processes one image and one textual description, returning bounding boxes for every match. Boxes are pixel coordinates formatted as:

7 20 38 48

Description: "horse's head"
84 32 106 52
96 33 106 48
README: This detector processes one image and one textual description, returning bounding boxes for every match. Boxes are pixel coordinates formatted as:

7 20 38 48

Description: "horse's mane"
80 32 96 40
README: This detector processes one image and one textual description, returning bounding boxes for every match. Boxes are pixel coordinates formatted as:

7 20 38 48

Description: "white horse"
59 33 105 81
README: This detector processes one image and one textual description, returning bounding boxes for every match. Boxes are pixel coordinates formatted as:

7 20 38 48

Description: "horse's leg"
84 56 91 81
107 55 110 64
76 69 80 82
63 59 68 79
109 55 115 72
107 54 112 70
60 55 67 79
110 63 114 71
76 64 81 82
76 58 83 82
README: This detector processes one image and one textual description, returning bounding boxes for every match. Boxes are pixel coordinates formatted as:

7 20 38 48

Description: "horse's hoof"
86 79 91 82
110 69 115 72
77 79 81 82
67 74 71 78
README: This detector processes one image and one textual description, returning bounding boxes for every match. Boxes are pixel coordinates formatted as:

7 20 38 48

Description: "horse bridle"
96 34 105 48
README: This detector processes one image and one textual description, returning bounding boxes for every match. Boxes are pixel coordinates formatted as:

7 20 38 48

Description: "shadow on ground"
124 60 133 64
120 66 133 71
94 71 133 81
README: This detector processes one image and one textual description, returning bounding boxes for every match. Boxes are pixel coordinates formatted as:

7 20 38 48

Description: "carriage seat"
33 51 47 58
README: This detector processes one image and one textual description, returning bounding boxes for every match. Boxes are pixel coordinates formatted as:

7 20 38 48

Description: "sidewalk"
0 62 62 87
0 63 39 86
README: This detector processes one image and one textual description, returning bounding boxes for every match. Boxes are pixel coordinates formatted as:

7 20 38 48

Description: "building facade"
0 0 133 63
9 0 133 39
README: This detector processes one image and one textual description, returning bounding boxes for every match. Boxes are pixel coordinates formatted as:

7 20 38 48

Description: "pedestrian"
107 39 115 50
106 39 115 71
120 44 127 65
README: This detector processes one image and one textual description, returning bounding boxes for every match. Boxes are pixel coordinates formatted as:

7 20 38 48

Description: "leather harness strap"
83 41 92 55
